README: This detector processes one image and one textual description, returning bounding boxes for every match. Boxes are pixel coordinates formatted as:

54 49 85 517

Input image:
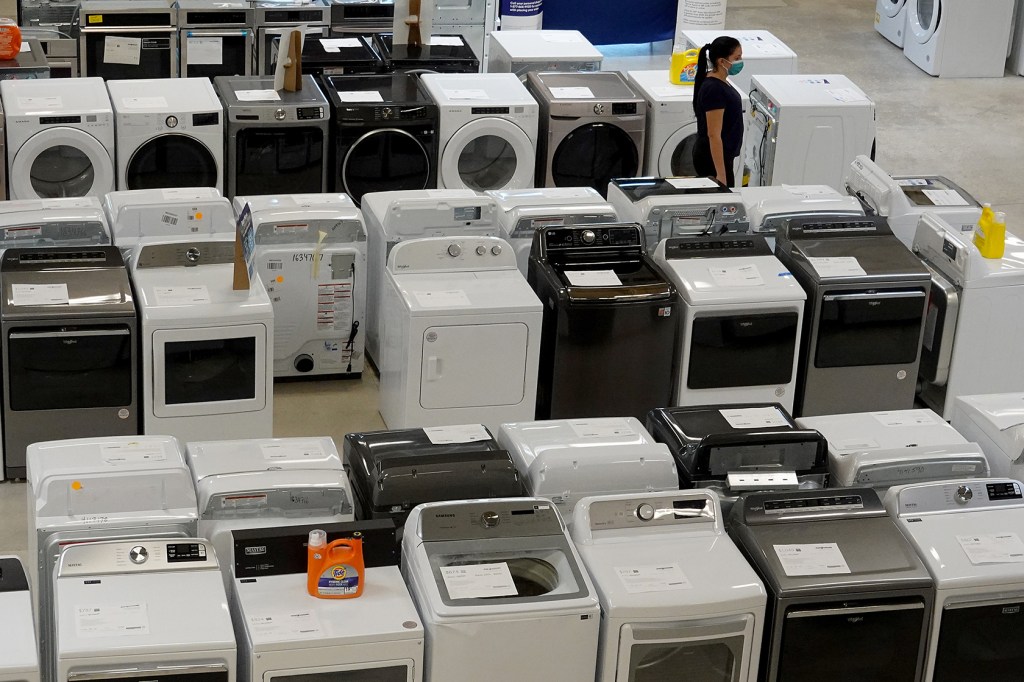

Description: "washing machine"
527 71 645 197
107 78 224 192
487 30 602 79
420 72 538 192
300 33 384 77
0 557 39 682
845 156 981 247
131 238 274 442
54 539 236 682
1 77 115 200
607 177 750 253
361 189 500 363
952 394 1024 480
913 214 1024 419
373 33 480 73
26 435 198 681
571 490 766 682
885 478 1024 680
496 417 678 524
402 498 601 682
653 234 805 410
798 409 989 492
740 184 866 251
379 235 541 431
774 215 930 417
528 223 678 420
746 74 875 190
0 197 110 247
486 187 618 276
729 488 934 681
323 73 439 205
904 0 1015 77
875 0 909 47
683 29 797 94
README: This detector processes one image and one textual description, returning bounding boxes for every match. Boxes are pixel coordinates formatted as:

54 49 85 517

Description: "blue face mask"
727 59 744 76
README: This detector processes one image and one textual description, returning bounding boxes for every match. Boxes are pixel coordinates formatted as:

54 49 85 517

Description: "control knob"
955 485 973 504
129 545 148 564
581 229 596 245
381 107 394 120
491 245 502 255
476 245 487 255
481 511 500 528
185 247 201 264
593 103 605 115
165 115 178 128
274 108 287 121
447 243 462 257
636 503 655 521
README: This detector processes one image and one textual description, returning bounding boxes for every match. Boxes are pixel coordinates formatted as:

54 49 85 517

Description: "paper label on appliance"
186 36 223 65
833 437 880 451
154 285 211 306
319 37 361 51
336 90 384 103
235 89 282 102
429 35 465 46
666 177 720 189
441 562 518 599
957 533 1024 565
3 226 42 238
120 96 169 109
99 442 168 465
549 86 594 99
11 283 69 306
413 289 472 308
922 189 970 207
826 88 867 103
442 88 490 101
103 36 142 66
708 264 765 287
897 178 930 187
615 564 692 593
17 96 61 109
563 269 621 287
719 407 788 430
424 424 491 445
652 86 688 99
806 256 866 278
541 32 584 43
774 543 851 576
568 418 635 439
220 493 268 510
247 609 323 640
260 440 327 461
75 602 150 637
162 188 207 201
871 411 940 428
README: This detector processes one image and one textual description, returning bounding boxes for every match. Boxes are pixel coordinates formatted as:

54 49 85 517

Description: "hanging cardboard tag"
233 204 255 290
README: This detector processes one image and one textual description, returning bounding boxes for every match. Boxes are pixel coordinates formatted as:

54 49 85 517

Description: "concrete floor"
4 0 1024 564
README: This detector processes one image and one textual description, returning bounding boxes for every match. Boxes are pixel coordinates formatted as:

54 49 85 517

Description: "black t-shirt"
694 77 744 159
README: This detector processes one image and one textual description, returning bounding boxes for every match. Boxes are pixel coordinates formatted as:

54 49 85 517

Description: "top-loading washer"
487 29 602 79
0 197 110 247
1 77 115 200
107 78 224 192
526 71 645 197
681 30 798 94
875 0 909 47
740 184 866 251
571 490 766 682
420 72 538 192
952 394 1024 481
0 556 39 682
904 0 1015 77
373 32 480 73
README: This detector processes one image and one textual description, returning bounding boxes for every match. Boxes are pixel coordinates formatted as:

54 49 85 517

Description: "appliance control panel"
741 488 885 525
296 105 325 120
582 493 717 533
912 214 969 283
388 236 516 272
542 224 643 251
783 215 891 239
57 539 218 577
664 235 771 259
893 479 1024 516
420 500 563 541
135 240 236 268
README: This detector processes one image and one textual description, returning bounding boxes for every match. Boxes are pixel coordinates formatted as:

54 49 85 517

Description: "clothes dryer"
681 30 798 94
571 491 766 682
420 72 538 192
496 417 678 524
527 71 645 197
373 32 479 73
0 197 110 247
904 0 1015 77
875 0 909 47
108 78 224 191
1 77 115 200
740 184 866 251
952 394 1024 480
0 557 39 682
487 30 602 79
402 498 601 682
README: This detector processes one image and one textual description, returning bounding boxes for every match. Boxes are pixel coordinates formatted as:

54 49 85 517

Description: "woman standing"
692 36 744 186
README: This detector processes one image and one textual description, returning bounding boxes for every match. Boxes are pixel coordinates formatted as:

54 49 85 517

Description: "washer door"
10 127 114 199
440 118 535 191
658 121 699 178
126 133 218 190
907 0 941 42
881 0 907 18
551 122 639 195
341 128 432 204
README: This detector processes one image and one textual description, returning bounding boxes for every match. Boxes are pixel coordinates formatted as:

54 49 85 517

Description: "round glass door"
9 127 115 200
882 0 906 18
341 128 431 204
910 0 940 41
30 145 95 198
551 122 639 195
440 117 535 191
126 134 218 190
457 136 516 190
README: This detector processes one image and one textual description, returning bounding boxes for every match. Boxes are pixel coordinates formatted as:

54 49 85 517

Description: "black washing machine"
373 32 479 73
528 223 679 421
300 32 384 77
323 72 438 205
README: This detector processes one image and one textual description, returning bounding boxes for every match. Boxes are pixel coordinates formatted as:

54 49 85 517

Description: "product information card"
774 543 851 576
441 562 518 599
957 533 1024 565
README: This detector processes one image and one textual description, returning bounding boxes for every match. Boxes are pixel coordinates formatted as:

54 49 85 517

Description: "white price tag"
17 95 61 109
807 256 866 278
186 37 223 65
429 36 465 46
248 610 322 640
154 285 211 306
235 89 282 102
922 189 970 207
550 86 594 99
413 289 472 308
708 264 765 287
337 90 384 103
615 564 692 593
103 36 142 66
667 177 720 189
424 424 491 445
541 32 584 43
826 88 867 103
897 178 930 187
719 407 789 430
12 283 69 306
651 85 690 99
568 418 636 439
260 440 327 461
564 270 621 287
319 37 362 51
871 410 940 428
774 543 851 576
957 533 1024 565
75 603 150 637
120 96 169 109
442 88 490 101
100 442 167 465
441 562 518 599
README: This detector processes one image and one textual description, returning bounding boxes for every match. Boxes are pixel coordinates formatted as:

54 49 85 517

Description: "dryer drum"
551 122 639 194
127 133 218 190
30 145 95 198
446 557 558 597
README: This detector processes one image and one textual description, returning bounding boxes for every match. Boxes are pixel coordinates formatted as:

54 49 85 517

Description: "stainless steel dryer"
177 0 255 78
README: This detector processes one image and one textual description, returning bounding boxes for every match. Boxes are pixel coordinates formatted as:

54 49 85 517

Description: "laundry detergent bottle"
307 529 365 599
973 203 1006 259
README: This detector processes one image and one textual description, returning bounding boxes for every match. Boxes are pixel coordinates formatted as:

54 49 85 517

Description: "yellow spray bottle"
973 203 1006 259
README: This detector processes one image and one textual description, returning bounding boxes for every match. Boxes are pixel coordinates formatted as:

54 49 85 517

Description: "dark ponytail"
692 35 741 115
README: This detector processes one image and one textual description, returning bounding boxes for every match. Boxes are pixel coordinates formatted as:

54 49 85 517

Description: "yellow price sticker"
88 14 103 22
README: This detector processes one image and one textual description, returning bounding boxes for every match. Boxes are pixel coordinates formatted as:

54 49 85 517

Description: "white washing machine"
486 186 618 275
361 189 501 363
746 74 875 190
798 409 989 492
740 184 866 250
1 77 115 200
107 78 225 191
0 196 110 247
0 556 39 682
54 539 236 682
626 69 748 185
487 30 602 79
845 155 981 247
884 478 1024 679
904 0 1015 77
952 394 1024 480
681 29 798 94
239 193 368 378
131 238 274 443
402 498 601 682
420 72 538 192
653 234 805 411
496 417 679 525
875 0 909 47
571 490 766 682
379 236 541 432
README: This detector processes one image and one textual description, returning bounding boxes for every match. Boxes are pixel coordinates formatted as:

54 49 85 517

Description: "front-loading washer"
680 30 798 94
0 556 39 682
0 77 115 200
107 77 224 191
419 72 538 192
487 29 602 80
904 0 1015 77
875 0 909 47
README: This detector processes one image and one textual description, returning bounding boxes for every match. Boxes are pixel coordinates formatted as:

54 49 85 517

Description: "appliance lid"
421 72 537 107
299 32 380 64
781 220 930 281
187 437 343 478
252 211 365 245
198 470 353 519
491 30 601 60
799 409 967 452
829 445 989 488
611 177 732 202
107 76 221 115
740 185 864 231
377 32 477 62
658 245 806 304
216 74 330 107
367 190 499 238
393 270 541 315
324 72 434 106
487 186 606 209
530 70 640 101
955 394 1024 466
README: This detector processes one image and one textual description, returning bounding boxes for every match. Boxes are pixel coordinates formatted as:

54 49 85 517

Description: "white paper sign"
615 564 692 593
75 603 150 637
103 36 142 66
709 264 765 287
17 95 61 109
429 36 465 46
154 285 212 306
235 89 282 102
441 562 518 599
774 543 851 576
319 37 362 52
337 90 384 103
568 418 636 439
120 97 169 109
826 88 868 103
413 289 472 308
424 424 492 445
442 88 490 101
550 86 594 99
922 189 970 207
248 610 323 639
872 410 940 428
187 37 223 65
720 407 789 429
12 283 69 306
667 177 720 189
100 442 168 465
807 256 867 278
897 178 930 187
564 269 622 287
260 440 327 461
957 533 1024 565
652 85 689 99
541 32 584 43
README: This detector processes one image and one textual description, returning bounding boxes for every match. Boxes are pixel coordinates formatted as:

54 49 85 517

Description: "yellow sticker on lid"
88 14 102 23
